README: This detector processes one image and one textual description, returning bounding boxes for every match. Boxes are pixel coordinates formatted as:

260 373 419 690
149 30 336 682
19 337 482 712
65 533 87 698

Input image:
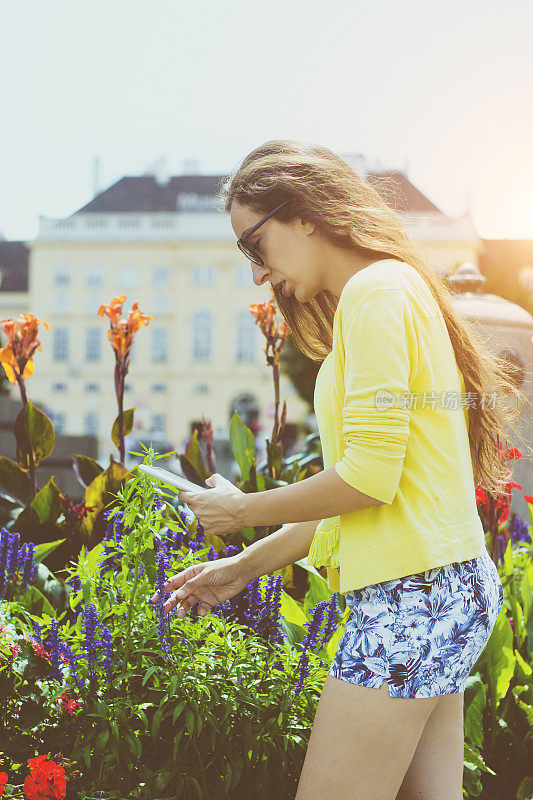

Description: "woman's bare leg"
295 675 440 800
395 691 464 800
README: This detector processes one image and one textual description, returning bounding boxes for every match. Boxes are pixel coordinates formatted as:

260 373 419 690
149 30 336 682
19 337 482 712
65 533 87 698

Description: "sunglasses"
236 199 291 266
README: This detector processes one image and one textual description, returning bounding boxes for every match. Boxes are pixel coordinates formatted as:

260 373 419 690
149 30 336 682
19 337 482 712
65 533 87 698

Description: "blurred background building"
1 153 531 514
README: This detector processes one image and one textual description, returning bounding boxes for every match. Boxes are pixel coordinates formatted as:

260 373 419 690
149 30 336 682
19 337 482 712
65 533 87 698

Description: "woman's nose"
251 263 271 286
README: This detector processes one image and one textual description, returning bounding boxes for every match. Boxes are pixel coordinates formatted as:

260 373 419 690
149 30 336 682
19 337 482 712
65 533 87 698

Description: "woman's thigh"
295 674 439 800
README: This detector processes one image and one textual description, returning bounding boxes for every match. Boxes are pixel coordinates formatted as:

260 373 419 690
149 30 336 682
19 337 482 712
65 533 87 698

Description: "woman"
151 140 527 799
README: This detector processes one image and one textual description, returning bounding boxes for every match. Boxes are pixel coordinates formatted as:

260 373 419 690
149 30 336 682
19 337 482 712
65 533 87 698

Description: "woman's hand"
150 556 249 618
177 473 246 537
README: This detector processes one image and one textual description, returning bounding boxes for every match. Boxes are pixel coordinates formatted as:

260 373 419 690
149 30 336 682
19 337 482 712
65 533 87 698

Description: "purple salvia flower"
18 543 38 595
221 545 240 558
195 522 206 545
179 509 193 528
318 595 339 649
206 546 217 560
31 622 42 644
512 514 531 544
59 640 84 692
293 652 310 695
172 528 186 551
46 618 64 682
268 575 285 645
154 548 172 661
293 603 328 695
82 603 100 680
244 578 262 629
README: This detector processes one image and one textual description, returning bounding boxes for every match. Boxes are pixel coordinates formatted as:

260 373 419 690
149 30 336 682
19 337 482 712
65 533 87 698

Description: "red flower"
0 772 8 797
23 754 66 800
524 495 533 504
56 691 82 716
475 485 487 507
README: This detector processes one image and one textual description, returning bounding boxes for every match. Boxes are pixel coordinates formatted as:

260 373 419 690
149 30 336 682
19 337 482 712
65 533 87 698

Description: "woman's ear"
298 215 316 235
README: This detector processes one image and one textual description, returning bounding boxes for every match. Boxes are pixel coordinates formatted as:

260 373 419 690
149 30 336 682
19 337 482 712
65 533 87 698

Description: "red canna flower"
498 442 523 460
524 495 533 504
0 772 8 797
0 313 50 384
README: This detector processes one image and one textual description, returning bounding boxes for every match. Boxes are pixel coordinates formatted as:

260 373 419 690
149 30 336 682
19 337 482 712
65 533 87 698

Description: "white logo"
375 389 395 409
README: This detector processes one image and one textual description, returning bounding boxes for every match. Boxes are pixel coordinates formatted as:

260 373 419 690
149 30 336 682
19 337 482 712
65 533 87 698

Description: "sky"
2 0 533 242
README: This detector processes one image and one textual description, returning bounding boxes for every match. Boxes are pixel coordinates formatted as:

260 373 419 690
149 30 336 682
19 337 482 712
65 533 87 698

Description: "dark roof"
73 171 442 215
0 241 29 292
74 175 225 214
366 170 442 213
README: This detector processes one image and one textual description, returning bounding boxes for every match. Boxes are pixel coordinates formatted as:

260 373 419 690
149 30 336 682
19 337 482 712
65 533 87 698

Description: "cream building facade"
1 160 481 461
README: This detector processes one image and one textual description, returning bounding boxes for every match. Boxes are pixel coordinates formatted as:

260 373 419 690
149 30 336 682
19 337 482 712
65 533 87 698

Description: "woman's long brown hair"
217 139 531 498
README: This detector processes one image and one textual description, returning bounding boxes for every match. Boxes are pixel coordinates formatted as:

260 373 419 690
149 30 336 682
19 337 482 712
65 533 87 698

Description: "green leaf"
279 589 308 627
463 680 486 748
303 570 331 617
475 607 515 706
326 621 345 660
111 408 135 449
142 665 158 686
172 700 187 724
152 708 163 738
71 454 104 488
13 477 63 542
14 400 55 468
0 455 31 504
229 411 256 484
33 538 66 564
294 557 326 578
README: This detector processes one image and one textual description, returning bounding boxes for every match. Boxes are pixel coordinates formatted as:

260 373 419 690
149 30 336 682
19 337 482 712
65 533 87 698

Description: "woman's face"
230 200 326 302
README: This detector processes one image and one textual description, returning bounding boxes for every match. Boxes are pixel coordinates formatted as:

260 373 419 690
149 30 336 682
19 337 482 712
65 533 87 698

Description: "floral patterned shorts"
329 549 504 699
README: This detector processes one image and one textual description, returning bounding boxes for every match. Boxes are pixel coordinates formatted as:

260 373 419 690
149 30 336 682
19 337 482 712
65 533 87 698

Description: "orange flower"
0 313 50 384
97 296 154 361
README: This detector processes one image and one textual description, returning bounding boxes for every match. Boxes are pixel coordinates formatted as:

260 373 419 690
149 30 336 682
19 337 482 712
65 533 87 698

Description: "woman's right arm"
236 518 322 584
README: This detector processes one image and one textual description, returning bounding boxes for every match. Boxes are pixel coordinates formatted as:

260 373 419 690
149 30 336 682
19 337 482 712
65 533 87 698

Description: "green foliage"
463 537 533 799
0 449 342 799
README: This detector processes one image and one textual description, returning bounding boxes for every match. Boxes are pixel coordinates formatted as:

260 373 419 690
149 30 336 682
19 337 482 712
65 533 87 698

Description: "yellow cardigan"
308 259 486 595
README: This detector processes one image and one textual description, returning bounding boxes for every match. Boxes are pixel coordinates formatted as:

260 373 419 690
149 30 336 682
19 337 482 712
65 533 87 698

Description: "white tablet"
137 464 210 493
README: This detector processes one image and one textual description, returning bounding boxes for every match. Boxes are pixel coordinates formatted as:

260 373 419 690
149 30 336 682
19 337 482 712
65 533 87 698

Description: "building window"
118 265 138 289
85 328 101 362
51 412 66 433
54 269 71 286
234 264 253 286
153 267 170 287
84 412 99 436
85 383 100 393
152 383 167 393
151 413 166 435
53 329 69 362
192 310 212 361
236 309 256 362
54 292 70 315
85 290 104 316
191 264 216 286
124 383 133 393
151 328 168 363
193 382 209 395
153 293 169 315
86 266 105 286
52 382 67 393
